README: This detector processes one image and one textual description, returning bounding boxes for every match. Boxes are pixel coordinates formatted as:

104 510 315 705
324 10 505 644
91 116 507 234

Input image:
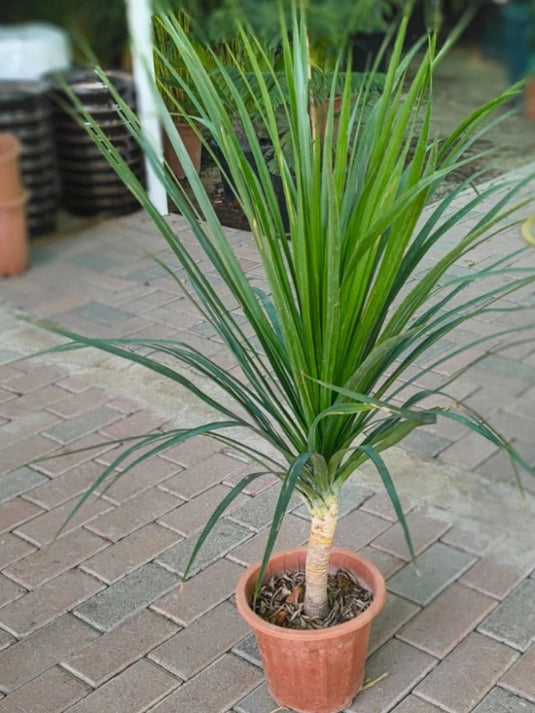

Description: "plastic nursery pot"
0 134 23 202
0 191 29 277
235 547 387 713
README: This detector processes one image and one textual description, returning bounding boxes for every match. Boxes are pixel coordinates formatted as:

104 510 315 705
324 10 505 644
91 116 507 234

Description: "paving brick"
66 659 179 713
440 431 501 470
0 497 43 533
402 429 452 457
159 452 245 499
147 654 263 713
232 633 261 668
390 696 445 713
86 487 181 542
227 486 300 532
372 512 451 561
143 302 200 330
499 643 535 703
0 533 36 569
234 683 280 713
0 467 48 504
358 546 406 579
99 409 163 440
461 558 529 600
474 688 535 713
14 495 112 546
152 557 244 626
158 485 249 537
24 460 106 509
0 574 25 608
81 522 180 584
0 666 90 713
0 434 58 476
156 519 252 577
105 394 142 413
70 253 122 272
0 412 60 449
346 639 437 712
46 387 109 418
100 457 182 504
398 582 497 658
360 492 414 521
481 355 535 385
479 580 535 651
73 562 180 632
440 524 493 556
368 592 420 655
0 570 103 637
223 469 278 496
0 630 14 652
4 529 108 589
42 406 121 445
334 509 393 552
32 433 113 477
63 609 177 687
75 301 133 325
0 349 22 367
5 366 64 395
159 436 220 467
227 514 310 567
150 599 250 679
0 385 67 419
115 289 176 314
414 632 519 713
388 542 476 606
0 614 99 693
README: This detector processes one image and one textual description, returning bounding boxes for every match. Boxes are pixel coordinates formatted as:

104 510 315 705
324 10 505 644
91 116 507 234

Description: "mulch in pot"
253 568 373 630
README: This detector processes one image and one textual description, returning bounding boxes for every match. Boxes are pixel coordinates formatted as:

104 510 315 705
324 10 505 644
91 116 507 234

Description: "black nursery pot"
49 68 145 217
0 80 60 237
212 138 290 232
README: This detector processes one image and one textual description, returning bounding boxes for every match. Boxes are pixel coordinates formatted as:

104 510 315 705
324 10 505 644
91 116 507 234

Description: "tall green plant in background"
45 0 535 620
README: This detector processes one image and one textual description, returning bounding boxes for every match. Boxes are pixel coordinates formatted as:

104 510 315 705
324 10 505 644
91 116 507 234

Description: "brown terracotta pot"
235 547 387 713
163 121 202 181
0 134 23 202
314 96 343 140
0 191 29 277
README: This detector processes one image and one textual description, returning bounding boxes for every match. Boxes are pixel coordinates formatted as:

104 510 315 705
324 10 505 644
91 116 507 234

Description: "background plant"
44 0 535 620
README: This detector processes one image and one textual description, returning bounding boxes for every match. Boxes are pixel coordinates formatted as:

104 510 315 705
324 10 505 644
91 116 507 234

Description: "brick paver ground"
0 165 535 712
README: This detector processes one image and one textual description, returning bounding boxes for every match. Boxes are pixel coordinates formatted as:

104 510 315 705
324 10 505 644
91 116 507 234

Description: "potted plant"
42 1 535 712
153 9 203 179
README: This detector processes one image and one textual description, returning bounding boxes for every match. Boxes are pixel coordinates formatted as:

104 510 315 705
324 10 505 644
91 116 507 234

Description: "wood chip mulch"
253 568 373 630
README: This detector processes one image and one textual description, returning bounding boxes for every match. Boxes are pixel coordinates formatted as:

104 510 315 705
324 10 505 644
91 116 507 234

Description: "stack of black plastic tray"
50 69 144 217
0 81 59 237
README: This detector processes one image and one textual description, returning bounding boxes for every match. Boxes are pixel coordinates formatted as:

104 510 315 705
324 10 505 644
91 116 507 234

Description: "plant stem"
304 498 339 618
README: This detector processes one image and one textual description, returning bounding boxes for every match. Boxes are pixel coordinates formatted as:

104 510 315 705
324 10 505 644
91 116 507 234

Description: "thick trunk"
304 499 339 619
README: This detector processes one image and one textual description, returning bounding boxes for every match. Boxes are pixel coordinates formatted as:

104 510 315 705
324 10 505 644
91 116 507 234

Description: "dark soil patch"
253 568 373 630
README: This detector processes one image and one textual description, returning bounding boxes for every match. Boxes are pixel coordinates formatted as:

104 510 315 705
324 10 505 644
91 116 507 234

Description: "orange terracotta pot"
163 121 202 181
0 134 23 202
235 547 387 713
0 191 29 277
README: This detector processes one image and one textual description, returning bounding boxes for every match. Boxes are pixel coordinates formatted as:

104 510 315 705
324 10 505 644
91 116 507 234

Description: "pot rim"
235 546 387 641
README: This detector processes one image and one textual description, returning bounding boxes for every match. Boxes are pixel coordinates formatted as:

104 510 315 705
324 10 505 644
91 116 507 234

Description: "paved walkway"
0 170 535 712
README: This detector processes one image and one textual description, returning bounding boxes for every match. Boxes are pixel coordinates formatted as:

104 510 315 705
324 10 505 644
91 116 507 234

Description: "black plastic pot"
0 80 59 237
50 69 144 217
213 137 289 231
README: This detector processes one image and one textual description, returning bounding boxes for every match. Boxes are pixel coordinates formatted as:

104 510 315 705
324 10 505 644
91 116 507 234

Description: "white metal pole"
125 0 168 215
